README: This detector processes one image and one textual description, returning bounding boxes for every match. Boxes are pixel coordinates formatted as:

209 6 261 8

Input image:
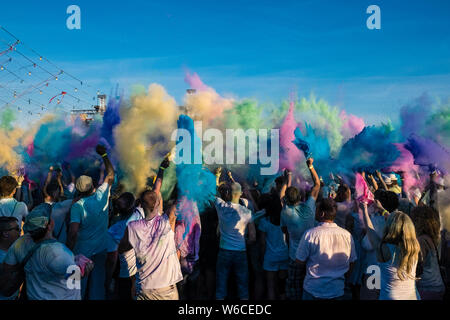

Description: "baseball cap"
76 175 94 193
389 173 398 181
23 203 52 233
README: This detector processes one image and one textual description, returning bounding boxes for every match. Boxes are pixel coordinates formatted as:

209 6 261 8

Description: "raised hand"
95 144 107 156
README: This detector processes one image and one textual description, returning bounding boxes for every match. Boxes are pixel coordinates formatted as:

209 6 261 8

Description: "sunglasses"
2 226 20 232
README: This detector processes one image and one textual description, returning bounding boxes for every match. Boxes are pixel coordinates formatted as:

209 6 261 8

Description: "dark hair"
375 190 399 213
275 176 284 187
285 186 301 205
316 198 337 222
0 216 19 232
410 206 441 246
218 184 232 202
0 176 18 197
335 184 350 203
29 227 48 241
140 190 159 212
46 183 61 201
259 193 282 226
116 192 135 217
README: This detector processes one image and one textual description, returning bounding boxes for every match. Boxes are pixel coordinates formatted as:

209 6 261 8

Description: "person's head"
285 186 302 206
231 183 242 203
381 211 420 280
23 204 55 242
139 190 160 217
334 184 351 203
218 183 232 202
45 182 61 202
410 206 441 246
260 193 282 225
75 175 95 197
115 192 136 217
0 217 20 247
375 190 399 213
0 176 18 198
389 173 398 186
274 176 285 192
315 198 337 222
435 177 446 191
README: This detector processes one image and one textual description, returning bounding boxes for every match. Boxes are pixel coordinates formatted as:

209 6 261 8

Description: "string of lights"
0 26 101 119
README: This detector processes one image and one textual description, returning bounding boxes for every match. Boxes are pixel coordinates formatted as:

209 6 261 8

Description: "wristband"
159 166 166 171
101 153 108 158
17 183 22 188
308 165 314 170
381 209 389 217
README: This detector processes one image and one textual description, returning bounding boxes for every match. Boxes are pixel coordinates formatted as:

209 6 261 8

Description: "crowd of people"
0 143 449 301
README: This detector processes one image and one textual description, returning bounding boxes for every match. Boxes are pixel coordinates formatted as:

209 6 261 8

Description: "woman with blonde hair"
411 206 445 300
361 203 421 300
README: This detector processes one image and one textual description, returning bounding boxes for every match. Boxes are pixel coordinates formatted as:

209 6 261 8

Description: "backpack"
0 239 57 297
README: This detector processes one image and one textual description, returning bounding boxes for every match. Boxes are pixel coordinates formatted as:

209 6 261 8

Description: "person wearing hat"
386 173 402 195
1 204 81 300
66 144 115 300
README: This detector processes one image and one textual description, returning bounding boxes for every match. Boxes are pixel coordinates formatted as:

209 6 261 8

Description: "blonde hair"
380 211 420 281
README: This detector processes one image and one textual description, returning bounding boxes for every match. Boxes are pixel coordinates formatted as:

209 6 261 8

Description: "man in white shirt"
118 190 183 300
2 205 81 300
214 181 256 300
296 198 357 300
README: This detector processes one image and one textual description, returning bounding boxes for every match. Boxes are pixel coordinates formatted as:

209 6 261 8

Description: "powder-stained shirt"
127 215 183 291
296 222 357 299
0 198 28 227
214 197 252 251
4 234 80 300
70 182 111 258
281 197 316 260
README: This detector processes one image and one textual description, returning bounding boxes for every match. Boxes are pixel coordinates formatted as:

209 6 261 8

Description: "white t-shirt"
4 234 81 300
127 215 182 290
0 198 28 226
214 197 252 251
296 222 357 299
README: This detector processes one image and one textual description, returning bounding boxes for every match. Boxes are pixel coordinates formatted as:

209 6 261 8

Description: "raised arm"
43 166 53 198
376 171 388 191
279 170 292 201
307 158 320 201
96 145 115 186
56 169 64 197
214 167 223 187
367 173 379 191
153 156 170 195
227 170 236 184
360 202 381 250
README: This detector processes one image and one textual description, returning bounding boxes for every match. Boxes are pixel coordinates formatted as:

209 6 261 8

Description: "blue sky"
1 0 450 125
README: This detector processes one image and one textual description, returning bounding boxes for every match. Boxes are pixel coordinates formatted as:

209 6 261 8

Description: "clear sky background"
1 0 450 125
